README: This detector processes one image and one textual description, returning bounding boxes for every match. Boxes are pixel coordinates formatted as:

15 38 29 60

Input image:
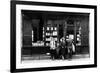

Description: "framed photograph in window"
11 0 97 73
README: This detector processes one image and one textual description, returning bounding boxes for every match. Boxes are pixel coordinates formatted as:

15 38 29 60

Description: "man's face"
62 39 65 43
57 43 59 46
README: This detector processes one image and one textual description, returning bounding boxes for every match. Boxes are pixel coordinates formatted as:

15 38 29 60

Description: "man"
60 37 67 60
55 41 61 59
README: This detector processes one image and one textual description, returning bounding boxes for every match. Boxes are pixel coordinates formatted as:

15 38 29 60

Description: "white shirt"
50 40 56 50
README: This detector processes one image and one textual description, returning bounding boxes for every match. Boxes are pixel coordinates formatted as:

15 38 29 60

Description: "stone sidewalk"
22 54 89 61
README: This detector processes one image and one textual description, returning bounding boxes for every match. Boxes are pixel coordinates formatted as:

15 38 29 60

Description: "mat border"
10 0 97 72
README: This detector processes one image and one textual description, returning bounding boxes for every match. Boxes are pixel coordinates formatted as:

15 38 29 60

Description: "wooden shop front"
21 10 89 56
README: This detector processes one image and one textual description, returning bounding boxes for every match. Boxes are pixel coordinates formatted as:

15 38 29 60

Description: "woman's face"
51 37 53 41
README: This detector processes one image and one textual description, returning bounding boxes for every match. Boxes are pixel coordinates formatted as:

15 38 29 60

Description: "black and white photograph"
11 0 97 72
21 10 89 61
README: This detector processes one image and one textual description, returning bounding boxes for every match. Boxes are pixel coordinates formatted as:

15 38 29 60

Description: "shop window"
76 21 81 46
31 19 44 46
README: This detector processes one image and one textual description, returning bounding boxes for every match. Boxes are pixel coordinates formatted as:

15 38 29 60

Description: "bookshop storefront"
22 10 89 56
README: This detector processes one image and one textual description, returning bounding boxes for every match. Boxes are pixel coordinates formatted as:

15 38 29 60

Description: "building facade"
21 10 89 56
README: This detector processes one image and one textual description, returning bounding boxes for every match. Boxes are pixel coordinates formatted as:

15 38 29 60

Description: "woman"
50 37 56 60
66 37 73 59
